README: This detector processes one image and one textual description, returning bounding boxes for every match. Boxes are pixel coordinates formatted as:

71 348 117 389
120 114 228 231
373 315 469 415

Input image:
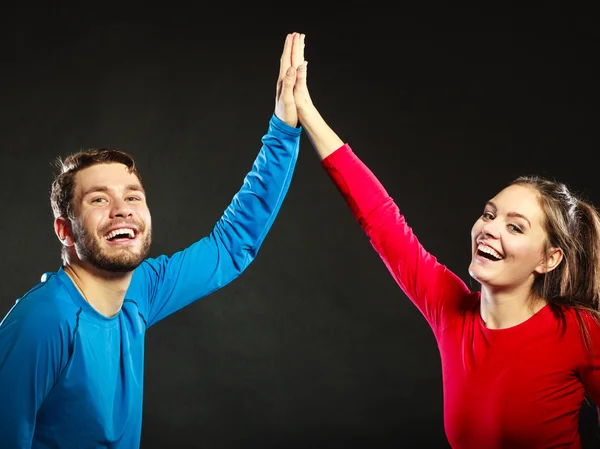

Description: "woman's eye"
508 224 523 233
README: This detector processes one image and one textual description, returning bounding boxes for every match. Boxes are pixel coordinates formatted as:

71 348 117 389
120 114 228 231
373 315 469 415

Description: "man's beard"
72 222 152 273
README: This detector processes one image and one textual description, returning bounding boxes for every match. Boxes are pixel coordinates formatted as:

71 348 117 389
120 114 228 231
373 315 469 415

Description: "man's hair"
50 148 143 220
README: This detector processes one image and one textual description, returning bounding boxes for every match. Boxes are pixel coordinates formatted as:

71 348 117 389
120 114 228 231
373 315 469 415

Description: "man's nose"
110 198 132 218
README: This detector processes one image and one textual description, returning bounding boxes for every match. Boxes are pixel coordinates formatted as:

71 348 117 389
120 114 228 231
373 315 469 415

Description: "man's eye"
92 198 107 203
126 197 140 201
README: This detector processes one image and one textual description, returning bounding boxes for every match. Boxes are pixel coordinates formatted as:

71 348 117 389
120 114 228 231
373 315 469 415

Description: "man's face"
69 163 152 272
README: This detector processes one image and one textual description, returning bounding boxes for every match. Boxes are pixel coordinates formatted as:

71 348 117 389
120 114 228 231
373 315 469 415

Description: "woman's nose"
481 221 499 238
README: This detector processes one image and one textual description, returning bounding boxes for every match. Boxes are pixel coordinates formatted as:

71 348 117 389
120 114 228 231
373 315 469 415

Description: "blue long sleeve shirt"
0 114 301 449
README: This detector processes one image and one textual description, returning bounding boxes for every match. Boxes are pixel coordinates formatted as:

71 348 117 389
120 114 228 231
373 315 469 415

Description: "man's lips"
102 226 141 242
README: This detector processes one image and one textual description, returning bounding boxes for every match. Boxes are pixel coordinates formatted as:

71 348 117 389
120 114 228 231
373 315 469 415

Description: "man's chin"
96 259 144 273
73 231 152 273
90 252 147 273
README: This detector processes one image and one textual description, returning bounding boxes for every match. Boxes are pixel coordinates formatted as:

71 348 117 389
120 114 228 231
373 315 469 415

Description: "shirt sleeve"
135 114 301 327
579 312 600 407
321 144 476 334
0 296 72 448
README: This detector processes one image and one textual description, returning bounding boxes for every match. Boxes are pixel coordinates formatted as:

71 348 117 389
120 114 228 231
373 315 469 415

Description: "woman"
292 37 600 448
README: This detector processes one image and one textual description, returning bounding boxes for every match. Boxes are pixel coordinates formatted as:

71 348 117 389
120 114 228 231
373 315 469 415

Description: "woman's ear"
536 247 563 274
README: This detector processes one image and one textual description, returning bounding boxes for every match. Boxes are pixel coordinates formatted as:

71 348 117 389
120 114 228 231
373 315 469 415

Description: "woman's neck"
479 285 546 329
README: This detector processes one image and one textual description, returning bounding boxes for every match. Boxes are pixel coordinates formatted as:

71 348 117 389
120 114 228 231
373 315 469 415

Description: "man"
0 32 306 448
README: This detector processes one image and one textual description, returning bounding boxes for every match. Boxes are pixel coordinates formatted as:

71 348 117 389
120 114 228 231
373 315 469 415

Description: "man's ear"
535 247 563 274
54 216 75 247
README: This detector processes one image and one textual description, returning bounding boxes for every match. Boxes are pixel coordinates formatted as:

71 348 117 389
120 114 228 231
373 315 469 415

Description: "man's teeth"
478 244 502 260
105 228 135 240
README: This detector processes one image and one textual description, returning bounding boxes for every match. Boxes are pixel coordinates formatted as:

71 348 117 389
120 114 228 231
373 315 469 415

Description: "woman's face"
469 184 553 291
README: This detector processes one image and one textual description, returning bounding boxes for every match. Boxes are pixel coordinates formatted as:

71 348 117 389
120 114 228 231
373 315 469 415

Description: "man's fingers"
279 33 295 81
275 65 298 127
280 66 297 108
281 66 297 96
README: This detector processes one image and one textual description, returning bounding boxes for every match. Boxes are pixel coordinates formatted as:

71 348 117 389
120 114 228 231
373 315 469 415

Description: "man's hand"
275 32 305 127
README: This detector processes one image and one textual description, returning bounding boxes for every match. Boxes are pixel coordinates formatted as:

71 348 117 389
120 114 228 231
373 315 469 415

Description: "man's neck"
63 263 133 318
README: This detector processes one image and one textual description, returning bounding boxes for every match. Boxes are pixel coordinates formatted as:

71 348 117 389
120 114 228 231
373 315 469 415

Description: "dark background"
1 4 598 448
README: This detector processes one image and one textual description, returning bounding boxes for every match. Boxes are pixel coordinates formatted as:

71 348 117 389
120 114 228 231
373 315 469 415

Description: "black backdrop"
1 5 597 448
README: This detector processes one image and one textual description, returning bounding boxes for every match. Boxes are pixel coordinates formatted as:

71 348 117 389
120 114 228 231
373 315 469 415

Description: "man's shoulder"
8 271 80 326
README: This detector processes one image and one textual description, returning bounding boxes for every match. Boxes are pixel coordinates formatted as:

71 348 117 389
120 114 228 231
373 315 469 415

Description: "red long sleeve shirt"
322 144 600 449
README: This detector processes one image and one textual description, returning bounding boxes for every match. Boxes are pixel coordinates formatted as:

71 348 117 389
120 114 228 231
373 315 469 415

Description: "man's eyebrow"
82 184 145 196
